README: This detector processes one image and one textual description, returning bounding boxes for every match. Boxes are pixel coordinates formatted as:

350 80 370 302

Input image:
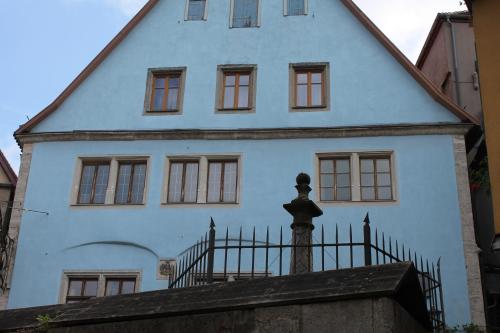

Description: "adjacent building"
4 0 485 327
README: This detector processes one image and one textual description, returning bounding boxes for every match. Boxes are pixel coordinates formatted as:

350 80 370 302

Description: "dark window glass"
168 161 199 203
319 158 351 201
66 278 98 303
222 72 251 110
78 162 110 204
105 278 136 296
115 161 147 204
287 0 305 15
207 161 238 203
232 0 258 28
150 73 181 112
360 157 393 201
187 0 206 20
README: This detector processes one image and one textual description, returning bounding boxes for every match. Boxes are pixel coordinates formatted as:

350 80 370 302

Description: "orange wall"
472 0 500 235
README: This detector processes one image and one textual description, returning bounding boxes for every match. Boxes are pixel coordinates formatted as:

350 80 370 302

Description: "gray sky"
0 0 467 173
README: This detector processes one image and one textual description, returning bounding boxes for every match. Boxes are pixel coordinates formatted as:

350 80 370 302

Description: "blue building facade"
4 0 484 326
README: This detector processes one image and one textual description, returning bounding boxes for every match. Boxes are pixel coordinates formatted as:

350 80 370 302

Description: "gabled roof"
416 11 472 69
14 0 479 138
0 150 17 186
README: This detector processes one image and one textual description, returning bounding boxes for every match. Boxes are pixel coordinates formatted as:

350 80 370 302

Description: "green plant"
35 314 53 331
470 156 490 190
446 323 484 333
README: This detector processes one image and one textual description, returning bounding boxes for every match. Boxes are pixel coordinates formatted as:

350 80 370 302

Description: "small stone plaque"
157 259 176 280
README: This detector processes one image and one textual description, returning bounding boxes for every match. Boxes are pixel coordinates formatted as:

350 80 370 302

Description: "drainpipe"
447 16 463 107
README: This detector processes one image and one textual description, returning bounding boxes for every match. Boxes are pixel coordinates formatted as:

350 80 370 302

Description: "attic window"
145 68 186 114
285 0 307 16
186 0 207 20
231 0 259 28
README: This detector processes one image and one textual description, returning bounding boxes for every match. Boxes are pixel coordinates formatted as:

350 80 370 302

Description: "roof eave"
0 150 18 185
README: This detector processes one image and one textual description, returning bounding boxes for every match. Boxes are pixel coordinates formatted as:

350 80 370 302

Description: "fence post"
207 218 216 283
284 173 323 274
363 213 372 266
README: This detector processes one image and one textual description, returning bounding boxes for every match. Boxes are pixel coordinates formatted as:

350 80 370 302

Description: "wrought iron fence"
168 215 446 332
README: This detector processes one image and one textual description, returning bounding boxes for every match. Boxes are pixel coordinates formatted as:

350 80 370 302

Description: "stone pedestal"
284 173 323 274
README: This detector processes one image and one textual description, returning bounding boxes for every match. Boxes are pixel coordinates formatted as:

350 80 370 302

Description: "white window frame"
315 151 398 204
70 156 150 207
59 270 141 304
229 0 261 28
184 0 208 21
283 0 308 16
162 154 242 206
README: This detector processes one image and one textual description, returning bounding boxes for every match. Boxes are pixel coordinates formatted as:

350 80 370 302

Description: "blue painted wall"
9 136 470 324
32 0 458 133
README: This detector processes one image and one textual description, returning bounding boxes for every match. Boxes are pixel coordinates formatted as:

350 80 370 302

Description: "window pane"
311 83 322 106
68 280 83 296
168 163 183 202
360 159 374 172
361 187 375 200
320 174 334 188
78 165 95 204
153 89 165 110
207 163 222 202
336 160 350 173
361 173 374 186
297 73 308 84
376 159 390 173
238 86 249 108
223 162 238 202
336 173 350 187
320 188 333 201
320 160 334 173
183 163 199 203
225 75 236 86
155 77 165 89
115 164 132 204
105 280 120 296
378 187 392 200
311 73 322 84
239 75 249 86
93 165 109 204
376 173 391 187
337 187 351 201
297 84 307 106
167 88 178 110
188 0 206 20
83 280 98 296
121 280 136 294
233 0 258 27
168 76 180 89
130 164 146 204
288 0 305 15
224 87 235 108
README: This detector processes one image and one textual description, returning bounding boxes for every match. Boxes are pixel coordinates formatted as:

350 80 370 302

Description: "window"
167 161 199 203
319 158 351 201
231 0 259 28
186 0 207 20
290 63 329 111
77 161 110 204
207 160 238 203
360 157 393 201
105 278 136 296
62 272 139 304
316 153 395 203
216 65 256 112
164 156 240 205
115 161 147 205
65 278 98 303
285 0 306 15
145 68 186 114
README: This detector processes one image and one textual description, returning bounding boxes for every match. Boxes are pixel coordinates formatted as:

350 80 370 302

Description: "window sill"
216 108 255 114
144 110 182 115
318 200 398 206
290 106 329 112
162 202 240 208
229 25 260 29
70 204 146 209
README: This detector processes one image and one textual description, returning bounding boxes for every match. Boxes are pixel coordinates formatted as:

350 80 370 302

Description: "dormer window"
186 0 207 21
230 0 259 28
285 0 307 16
